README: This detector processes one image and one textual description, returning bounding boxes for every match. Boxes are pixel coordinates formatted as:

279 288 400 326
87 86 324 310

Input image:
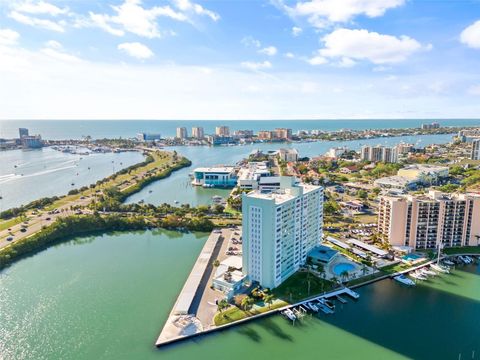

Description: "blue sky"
1 0 480 120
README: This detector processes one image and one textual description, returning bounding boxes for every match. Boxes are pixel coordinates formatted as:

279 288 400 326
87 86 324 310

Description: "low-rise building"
192 166 237 188
212 256 247 300
21 135 43 148
326 146 348 159
137 133 161 142
378 191 480 250
374 164 449 191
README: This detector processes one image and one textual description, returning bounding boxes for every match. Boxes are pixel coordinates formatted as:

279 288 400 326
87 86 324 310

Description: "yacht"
308 302 319 313
443 259 455 266
394 274 416 286
409 271 427 281
431 263 449 273
421 268 437 277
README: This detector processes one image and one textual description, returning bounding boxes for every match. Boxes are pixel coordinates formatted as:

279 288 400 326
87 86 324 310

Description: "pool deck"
154 246 472 349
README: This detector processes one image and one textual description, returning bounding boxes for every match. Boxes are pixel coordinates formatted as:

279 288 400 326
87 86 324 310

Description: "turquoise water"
402 253 424 261
0 148 144 211
0 230 479 360
333 263 356 275
1 119 479 139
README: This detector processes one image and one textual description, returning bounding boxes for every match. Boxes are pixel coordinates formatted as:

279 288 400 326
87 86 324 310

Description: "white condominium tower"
242 177 323 289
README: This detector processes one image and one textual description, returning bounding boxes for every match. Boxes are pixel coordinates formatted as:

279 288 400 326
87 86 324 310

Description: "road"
0 196 92 250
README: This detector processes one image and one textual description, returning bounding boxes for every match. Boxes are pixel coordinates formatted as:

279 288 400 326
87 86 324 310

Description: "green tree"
264 294 275 309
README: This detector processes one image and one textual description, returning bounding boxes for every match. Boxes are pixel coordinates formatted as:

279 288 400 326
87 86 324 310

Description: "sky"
0 0 480 120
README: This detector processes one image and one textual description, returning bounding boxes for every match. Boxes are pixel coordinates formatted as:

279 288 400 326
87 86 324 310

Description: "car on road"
6 236 13 241
45 217 51 221
20 228 27 233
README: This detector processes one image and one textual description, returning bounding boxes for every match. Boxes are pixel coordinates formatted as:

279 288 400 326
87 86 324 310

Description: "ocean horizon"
1 118 480 140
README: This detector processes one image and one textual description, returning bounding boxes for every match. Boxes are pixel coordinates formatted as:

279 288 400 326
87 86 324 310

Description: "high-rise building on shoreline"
472 139 480 160
361 145 398 163
191 127 204 139
378 191 480 250
215 126 230 137
176 127 188 139
242 177 323 288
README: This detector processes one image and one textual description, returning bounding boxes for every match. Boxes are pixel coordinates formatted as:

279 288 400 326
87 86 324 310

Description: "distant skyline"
1 0 480 120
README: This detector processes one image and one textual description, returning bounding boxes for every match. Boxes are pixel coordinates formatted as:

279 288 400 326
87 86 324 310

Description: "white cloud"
0 28 20 46
9 10 66 32
241 36 261 48
284 52 295 58
88 0 218 38
307 54 328 65
172 0 220 21
259 46 277 56
88 0 187 38
39 40 81 62
292 26 302 36
336 57 356 67
278 0 405 28
319 28 426 64
118 42 154 59
44 39 62 49
14 1 68 16
460 20 480 49
241 60 272 71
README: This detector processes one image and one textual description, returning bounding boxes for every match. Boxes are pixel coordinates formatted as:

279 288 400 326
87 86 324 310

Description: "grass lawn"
214 306 248 326
0 217 23 231
273 271 334 303
444 246 480 255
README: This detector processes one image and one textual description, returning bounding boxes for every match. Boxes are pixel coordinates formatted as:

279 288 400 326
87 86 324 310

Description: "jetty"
155 230 224 346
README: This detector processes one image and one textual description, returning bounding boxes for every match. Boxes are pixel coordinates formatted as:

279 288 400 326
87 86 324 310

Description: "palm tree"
264 294 275 309
241 296 254 311
217 299 229 315
340 270 349 283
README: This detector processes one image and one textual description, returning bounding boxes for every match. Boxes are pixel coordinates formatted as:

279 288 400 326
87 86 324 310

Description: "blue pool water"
402 253 424 261
333 263 356 276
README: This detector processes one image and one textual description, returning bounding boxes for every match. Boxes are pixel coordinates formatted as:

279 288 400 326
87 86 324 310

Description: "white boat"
422 268 437 276
308 302 319 312
394 274 416 286
282 309 296 321
409 271 427 280
431 263 449 273
464 256 473 264
443 259 455 266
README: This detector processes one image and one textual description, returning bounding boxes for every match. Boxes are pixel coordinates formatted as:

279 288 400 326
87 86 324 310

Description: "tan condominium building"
215 126 230 137
378 190 480 250
274 128 292 140
191 126 204 139
176 127 188 139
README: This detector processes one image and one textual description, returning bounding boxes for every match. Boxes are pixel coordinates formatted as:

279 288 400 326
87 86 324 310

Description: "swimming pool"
333 263 356 276
402 253 424 261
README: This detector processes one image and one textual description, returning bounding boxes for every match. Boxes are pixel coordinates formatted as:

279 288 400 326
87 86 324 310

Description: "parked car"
6 236 13 241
